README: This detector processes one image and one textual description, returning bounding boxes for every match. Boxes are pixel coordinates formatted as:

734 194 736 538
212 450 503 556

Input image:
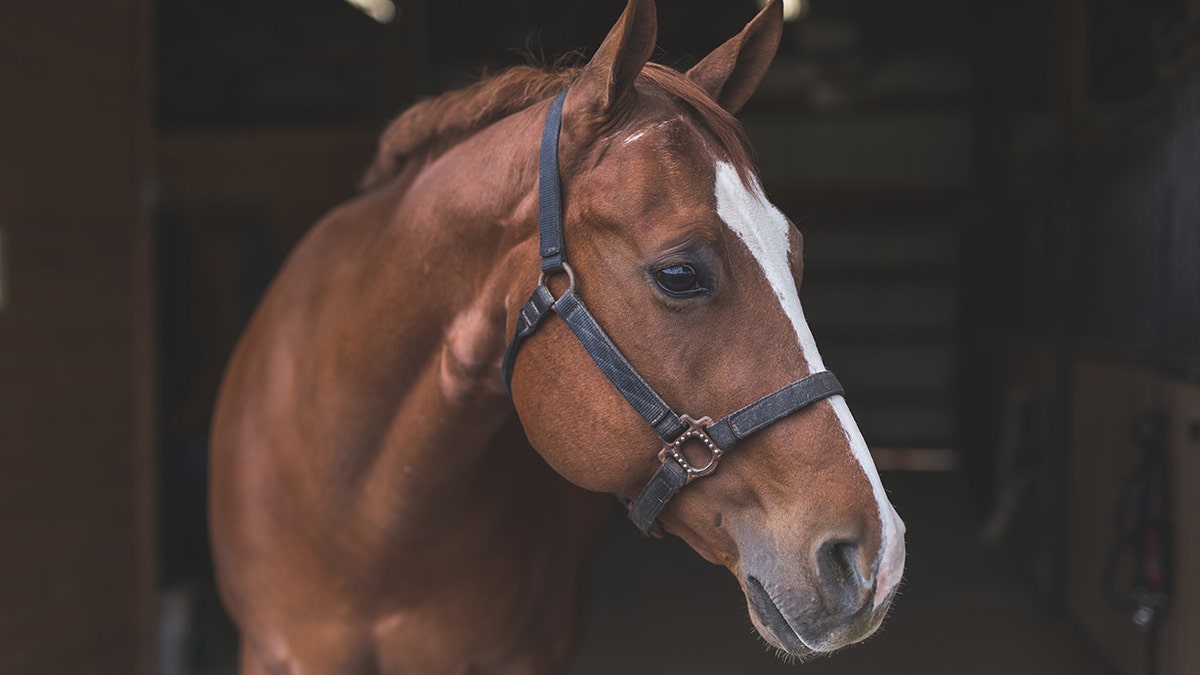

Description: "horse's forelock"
639 63 758 185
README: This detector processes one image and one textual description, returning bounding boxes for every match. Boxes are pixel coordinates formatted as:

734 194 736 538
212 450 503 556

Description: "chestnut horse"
210 1 905 672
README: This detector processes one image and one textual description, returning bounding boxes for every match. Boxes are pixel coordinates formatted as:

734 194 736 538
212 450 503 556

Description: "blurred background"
1 0 1198 673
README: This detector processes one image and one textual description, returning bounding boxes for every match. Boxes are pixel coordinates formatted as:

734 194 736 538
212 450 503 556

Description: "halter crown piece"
501 89 845 536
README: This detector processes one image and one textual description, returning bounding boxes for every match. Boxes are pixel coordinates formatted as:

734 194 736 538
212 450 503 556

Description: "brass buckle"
658 414 724 483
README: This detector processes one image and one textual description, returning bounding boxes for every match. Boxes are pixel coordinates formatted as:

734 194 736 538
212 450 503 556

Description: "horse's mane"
361 61 755 190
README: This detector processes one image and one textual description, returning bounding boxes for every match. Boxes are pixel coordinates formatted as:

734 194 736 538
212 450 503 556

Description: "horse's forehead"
615 114 691 146
585 117 719 216
605 113 717 170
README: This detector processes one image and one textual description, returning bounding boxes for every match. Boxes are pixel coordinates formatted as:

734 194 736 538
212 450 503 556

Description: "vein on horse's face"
712 161 904 609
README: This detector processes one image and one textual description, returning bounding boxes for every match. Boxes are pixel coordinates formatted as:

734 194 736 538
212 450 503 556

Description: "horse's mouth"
744 576 815 657
744 575 896 658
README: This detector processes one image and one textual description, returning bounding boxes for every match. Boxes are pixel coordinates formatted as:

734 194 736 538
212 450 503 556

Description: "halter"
501 89 845 536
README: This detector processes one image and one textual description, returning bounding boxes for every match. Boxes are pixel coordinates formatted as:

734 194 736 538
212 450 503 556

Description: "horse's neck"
285 116 545 539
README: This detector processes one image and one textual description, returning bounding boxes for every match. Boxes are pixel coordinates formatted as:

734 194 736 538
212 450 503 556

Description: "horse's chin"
743 576 815 659
742 575 895 661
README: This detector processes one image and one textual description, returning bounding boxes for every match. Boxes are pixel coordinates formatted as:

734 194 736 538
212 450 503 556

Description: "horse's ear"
686 0 783 113
569 0 657 120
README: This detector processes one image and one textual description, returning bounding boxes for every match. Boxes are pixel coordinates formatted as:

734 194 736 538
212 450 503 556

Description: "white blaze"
713 162 905 608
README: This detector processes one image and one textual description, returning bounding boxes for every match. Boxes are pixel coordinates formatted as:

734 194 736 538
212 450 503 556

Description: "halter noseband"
501 89 845 536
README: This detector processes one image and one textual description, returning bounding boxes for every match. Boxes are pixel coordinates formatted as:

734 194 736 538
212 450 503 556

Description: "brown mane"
361 62 756 191
361 64 578 189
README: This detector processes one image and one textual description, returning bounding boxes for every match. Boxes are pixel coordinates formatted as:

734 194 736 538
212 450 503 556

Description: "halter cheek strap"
502 88 845 536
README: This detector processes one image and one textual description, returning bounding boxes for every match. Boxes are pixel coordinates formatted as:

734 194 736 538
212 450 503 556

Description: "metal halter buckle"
658 414 724 483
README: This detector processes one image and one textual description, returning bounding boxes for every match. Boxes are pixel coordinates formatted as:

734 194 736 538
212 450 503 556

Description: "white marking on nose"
623 130 647 145
713 161 905 608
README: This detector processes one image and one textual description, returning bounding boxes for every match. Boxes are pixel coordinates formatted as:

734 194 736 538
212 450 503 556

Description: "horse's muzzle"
744 575 895 657
741 537 900 657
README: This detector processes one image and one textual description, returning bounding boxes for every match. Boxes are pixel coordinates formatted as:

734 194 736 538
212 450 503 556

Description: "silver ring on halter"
537 262 576 301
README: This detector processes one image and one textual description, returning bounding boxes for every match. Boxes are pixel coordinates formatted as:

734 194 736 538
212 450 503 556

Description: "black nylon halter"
501 89 845 535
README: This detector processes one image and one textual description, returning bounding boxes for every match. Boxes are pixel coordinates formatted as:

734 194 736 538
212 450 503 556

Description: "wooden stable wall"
0 2 154 674
1164 381 1200 675
1067 359 1200 675
158 128 377 252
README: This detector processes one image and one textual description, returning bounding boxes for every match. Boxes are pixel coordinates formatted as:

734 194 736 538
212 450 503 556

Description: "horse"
209 1 906 672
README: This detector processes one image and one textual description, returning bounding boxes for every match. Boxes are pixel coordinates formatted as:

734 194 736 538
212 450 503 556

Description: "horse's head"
506 0 905 658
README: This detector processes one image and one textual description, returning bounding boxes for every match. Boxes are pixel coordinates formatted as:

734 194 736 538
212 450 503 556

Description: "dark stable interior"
1 1 1197 673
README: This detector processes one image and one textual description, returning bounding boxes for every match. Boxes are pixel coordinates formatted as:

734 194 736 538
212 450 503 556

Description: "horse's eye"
655 264 700 295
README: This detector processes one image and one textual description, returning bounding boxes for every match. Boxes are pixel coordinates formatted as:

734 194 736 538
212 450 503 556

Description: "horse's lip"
744 576 814 657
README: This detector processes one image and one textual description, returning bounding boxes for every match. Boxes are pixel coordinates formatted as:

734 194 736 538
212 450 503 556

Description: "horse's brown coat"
210 2 904 672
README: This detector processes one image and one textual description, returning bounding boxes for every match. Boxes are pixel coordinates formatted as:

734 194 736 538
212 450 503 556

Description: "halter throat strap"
501 88 845 536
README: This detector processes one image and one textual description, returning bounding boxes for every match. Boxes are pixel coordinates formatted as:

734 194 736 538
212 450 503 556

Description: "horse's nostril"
830 541 858 585
816 539 870 613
